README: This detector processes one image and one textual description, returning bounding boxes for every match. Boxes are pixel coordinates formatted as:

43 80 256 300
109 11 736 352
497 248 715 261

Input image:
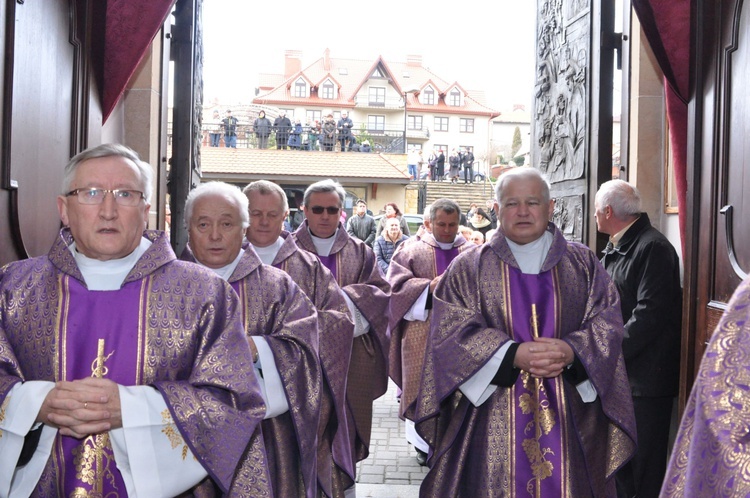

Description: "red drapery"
631 0 691 254
102 0 176 122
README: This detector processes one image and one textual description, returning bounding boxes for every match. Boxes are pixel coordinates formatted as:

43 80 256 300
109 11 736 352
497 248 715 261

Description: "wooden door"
682 0 750 400
532 0 616 249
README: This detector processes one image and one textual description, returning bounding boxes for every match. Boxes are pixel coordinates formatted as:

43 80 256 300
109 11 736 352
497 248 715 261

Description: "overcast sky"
202 1 537 111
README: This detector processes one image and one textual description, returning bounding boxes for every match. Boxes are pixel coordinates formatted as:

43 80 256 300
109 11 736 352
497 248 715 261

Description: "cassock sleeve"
250 337 289 418
342 292 371 337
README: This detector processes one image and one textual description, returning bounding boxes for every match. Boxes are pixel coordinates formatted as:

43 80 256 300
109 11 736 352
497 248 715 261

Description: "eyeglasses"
309 206 340 215
66 188 145 207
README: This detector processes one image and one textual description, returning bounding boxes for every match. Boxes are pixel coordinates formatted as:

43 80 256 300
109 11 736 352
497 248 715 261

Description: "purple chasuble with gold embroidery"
0 229 271 497
414 223 636 497
293 221 391 467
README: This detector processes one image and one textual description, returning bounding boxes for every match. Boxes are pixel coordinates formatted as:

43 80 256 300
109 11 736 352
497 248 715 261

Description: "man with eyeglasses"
181 181 322 498
0 144 271 496
243 180 355 498
293 179 391 495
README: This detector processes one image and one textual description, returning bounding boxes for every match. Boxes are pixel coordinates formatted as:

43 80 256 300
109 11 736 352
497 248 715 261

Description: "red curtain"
102 0 176 122
631 0 691 254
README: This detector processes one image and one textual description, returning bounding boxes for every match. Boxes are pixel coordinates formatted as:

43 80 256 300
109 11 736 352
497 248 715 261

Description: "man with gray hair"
0 144 270 496
595 179 682 498
293 179 391 493
243 179 356 498
386 198 473 465
183 181 322 498
414 167 636 496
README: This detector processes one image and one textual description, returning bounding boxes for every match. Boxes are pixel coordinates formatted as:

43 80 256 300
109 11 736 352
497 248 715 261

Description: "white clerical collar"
309 228 338 257
70 237 152 291
250 236 284 265
435 238 456 251
205 248 245 281
506 231 553 274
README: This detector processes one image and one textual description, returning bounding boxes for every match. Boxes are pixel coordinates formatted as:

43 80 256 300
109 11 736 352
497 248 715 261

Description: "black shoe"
416 449 428 466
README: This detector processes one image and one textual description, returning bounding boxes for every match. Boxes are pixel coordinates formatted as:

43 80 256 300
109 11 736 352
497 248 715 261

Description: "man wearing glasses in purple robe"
0 144 270 497
293 179 391 497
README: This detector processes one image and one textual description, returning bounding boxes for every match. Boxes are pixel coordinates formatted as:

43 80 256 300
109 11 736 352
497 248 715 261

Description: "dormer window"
321 80 335 99
423 87 435 105
449 88 461 106
294 79 306 98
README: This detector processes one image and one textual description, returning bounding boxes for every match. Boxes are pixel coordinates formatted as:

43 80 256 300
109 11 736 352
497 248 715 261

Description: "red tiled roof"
198 147 410 184
253 54 500 118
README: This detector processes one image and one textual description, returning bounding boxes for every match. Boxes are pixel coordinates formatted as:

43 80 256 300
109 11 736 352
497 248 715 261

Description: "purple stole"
316 254 337 281
57 276 145 497
506 267 568 497
434 246 459 275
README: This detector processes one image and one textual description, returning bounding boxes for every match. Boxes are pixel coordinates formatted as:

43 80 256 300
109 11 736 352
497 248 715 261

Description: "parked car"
373 213 424 235
419 169 486 183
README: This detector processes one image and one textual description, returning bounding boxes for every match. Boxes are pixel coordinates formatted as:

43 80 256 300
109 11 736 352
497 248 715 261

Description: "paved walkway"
355 380 428 497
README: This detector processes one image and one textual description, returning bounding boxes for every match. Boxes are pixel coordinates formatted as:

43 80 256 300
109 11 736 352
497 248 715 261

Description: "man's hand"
513 337 574 378
38 378 122 438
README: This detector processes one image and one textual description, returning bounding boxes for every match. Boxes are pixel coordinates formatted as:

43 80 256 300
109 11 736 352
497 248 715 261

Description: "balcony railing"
169 122 429 153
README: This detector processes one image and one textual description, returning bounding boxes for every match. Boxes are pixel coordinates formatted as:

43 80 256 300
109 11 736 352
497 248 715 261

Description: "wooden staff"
531 304 541 498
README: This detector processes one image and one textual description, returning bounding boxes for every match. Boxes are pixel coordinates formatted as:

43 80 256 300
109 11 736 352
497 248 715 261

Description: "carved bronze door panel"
682 0 750 398
532 0 616 249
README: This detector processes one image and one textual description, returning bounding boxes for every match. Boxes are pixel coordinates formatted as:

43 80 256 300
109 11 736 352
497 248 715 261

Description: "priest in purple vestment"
413 167 636 497
386 198 474 466
183 181 322 498
292 180 391 485
243 180 356 498
0 144 271 497
661 276 750 497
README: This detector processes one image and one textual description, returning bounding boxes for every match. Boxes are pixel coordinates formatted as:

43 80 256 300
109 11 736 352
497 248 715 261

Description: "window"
367 115 385 132
306 110 322 124
407 116 423 131
434 117 449 132
294 79 306 98
459 118 474 133
369 87 386 106
423 87 435 105
449 88 461 106
434 144 448 156
407 144 422 152
321 81 335 99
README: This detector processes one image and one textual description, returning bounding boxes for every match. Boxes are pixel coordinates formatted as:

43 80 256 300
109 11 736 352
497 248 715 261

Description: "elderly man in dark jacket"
346 199 376 247
595 179 682 498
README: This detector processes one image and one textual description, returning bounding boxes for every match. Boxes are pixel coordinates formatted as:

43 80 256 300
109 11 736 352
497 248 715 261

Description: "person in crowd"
0 144 271 496
337 111 353 152
307 120 320 151
321 114 337 151
183 181 322 498
660 275 750 496
273 110 292 150
208 109 222 147
435 149 446 181
374 217 409 275
458 225 473 241
290 190 305 231
347 198 377 247
448 149 461 184
469 230 485 245
253 110 272 149
485 198 499 228
242 180 356 498
375 202 410 238
222 109 239 148
595 179 682 498
427 149 438 181
386 198 472 466
462 147 476 184
417 150 425 179
407 149 421 181
288 119 304 150
360 140 372 153
466 202 478 219
412 167 636 496
293 179 391 495
349 136 361 152
467 207 493 238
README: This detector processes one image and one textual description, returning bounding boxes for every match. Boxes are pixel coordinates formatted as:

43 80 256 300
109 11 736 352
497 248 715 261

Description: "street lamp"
402 88 420 153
